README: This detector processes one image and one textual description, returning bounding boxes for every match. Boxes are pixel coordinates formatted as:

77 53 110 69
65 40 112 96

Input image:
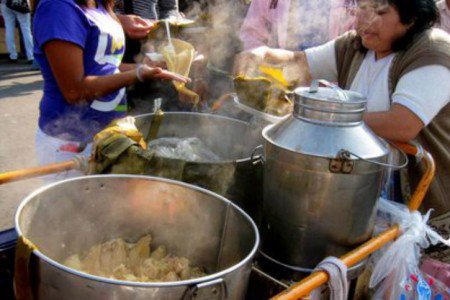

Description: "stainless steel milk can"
261 80 392 269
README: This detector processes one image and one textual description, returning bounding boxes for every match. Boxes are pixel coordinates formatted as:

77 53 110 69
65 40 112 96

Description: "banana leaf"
88 119 237 196
233 75 292 116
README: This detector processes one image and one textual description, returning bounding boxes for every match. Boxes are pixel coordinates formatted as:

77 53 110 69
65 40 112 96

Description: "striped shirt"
114 0 177 20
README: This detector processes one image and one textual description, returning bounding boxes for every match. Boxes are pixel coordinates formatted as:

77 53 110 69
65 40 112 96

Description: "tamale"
128 235 152 274
88 118 236 198
81 244 103 276
63 235 206 282
99 238 128 275
159 38 199 106
63 254 82 270
88 117 156 175
233 65 294 117
233 75 272 111
161 271 179 282
258 65 290 90
113 264 138 281
150 245 167 260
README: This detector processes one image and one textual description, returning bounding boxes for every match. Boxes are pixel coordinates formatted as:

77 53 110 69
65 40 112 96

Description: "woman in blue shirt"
33 0 188 170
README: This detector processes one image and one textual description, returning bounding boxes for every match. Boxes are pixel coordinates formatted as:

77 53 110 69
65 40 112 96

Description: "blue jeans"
0 4 34 60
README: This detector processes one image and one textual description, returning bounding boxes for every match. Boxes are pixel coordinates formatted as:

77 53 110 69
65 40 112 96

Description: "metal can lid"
293 81 367 124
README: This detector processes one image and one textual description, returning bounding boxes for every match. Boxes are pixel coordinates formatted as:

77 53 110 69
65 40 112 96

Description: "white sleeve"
304 40 338 82
392 65 450 125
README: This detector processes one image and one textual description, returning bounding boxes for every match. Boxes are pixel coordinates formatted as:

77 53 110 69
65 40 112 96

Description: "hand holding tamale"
233 65 293 116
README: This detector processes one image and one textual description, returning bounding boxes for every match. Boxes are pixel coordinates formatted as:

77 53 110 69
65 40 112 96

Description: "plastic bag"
147 137 221 162
369 198 450 300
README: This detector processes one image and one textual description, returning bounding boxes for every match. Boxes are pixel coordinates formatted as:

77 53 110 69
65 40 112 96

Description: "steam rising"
286 0 341 49
42 112 103 143
39 0 393 156
354 0 389 32
205 1 249 69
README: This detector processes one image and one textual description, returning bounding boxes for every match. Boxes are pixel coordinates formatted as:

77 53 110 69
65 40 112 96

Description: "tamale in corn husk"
63 234 207 282
233 65 293 117
158 38 199 106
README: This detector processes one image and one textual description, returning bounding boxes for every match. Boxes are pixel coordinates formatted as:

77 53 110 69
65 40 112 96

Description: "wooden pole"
271 143 435 300
0 160 76 185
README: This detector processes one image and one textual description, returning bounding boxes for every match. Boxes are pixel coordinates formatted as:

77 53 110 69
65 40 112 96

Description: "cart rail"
0 160 76 185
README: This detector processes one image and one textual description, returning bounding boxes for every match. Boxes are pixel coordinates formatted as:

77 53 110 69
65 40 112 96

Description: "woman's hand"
233 47 269 76
137 65 191 84
233 47 298 76
117 15 156 39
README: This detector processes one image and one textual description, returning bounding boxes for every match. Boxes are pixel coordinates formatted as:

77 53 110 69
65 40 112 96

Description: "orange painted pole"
0 160 76 185
405 150 435 211
394 142 419 156
272 142 435 300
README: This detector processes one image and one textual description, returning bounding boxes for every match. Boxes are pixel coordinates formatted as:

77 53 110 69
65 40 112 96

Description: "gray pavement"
0 61 44 231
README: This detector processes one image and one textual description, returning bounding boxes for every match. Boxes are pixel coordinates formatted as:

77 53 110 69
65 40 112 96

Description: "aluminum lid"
294 80 367 125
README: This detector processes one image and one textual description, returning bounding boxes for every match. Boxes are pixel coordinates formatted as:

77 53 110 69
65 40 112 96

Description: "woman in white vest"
234 0 450 217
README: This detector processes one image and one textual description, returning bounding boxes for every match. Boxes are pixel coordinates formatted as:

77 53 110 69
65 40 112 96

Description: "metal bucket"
134 112 264 218
261 81 394 269
15 175 259 299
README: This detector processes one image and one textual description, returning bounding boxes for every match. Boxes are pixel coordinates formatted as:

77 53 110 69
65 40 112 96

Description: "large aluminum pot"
261 81 395 269
15 175 259 299
134 112 263 218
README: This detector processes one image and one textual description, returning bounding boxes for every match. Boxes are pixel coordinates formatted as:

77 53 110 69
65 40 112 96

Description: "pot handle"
338 143 409 170
309 79 349 102
251 145 264 166
182 278 228 300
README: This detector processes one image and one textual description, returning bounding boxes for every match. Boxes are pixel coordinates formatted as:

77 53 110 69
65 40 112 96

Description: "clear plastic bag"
147 137 221 162
369 198 450 300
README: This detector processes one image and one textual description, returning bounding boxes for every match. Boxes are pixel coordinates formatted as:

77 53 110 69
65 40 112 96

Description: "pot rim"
15 174 260 288
134 112 261 164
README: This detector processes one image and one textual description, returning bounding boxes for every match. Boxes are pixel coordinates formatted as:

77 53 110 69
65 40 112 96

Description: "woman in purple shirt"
33 0 188 170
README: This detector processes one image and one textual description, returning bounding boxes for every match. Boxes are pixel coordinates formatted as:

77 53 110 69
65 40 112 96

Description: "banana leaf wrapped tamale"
88 117 154 175
233 75 272 111
88 117 236 196
264 88 293 117
233 65 293 117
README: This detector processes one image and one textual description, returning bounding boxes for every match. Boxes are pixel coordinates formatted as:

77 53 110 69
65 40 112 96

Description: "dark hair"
389 0 439 51
356 0 439 52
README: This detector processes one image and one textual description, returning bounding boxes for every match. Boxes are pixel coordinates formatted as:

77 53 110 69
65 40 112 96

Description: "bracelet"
136 64 146 82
